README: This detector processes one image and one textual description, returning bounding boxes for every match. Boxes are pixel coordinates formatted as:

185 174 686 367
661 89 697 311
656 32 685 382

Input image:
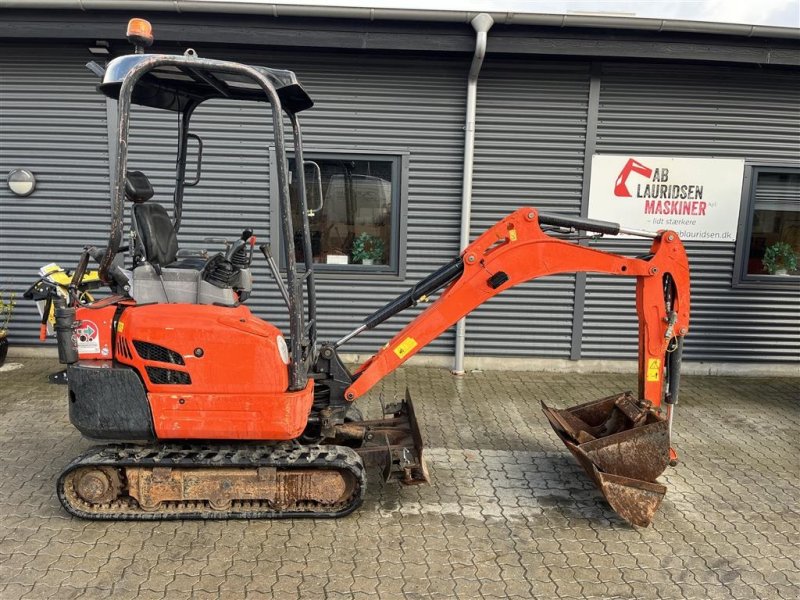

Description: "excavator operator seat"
132 201 179 268
127 171 204 270
126 171 236 306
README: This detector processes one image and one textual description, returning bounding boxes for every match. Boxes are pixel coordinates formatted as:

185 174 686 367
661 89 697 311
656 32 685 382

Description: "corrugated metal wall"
0 46 110 342
2 44 469 355
2 42 798 364
468 58 590 358
286 50 467 354
585 63 800 362
207 49 468 355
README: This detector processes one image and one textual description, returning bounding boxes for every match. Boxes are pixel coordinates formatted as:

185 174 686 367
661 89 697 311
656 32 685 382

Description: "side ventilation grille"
133 341 185 365
116 336 133 360
146 367 191 385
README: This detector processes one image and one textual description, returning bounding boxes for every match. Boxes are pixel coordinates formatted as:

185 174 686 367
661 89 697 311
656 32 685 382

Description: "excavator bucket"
541 392 670 527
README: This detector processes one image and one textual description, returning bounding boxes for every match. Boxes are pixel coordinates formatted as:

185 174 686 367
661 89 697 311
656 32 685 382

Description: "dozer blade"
349 388 429 486
542 392 670 527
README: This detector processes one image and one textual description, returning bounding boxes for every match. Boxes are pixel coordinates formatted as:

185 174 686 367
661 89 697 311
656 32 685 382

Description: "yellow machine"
25 263 102 337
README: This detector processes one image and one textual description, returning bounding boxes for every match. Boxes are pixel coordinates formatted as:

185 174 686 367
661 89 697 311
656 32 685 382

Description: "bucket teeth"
542 394 670 527
595 472 666 528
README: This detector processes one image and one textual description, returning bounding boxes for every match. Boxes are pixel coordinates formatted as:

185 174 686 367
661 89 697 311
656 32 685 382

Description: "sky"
242 0 800 28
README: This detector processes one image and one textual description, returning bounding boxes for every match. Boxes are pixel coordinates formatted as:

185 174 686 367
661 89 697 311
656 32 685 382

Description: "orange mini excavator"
30 20 689 527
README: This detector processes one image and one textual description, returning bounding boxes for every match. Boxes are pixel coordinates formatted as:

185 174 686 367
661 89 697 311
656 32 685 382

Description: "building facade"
1 6 798 367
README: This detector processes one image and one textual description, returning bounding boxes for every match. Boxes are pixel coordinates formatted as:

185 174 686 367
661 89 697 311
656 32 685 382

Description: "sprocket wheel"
72 466 124 505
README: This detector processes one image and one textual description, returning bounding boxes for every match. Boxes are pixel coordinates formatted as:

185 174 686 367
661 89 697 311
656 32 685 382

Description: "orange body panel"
149 380 314 440
347 207 690 407
114 303 311 440
116 304 288 394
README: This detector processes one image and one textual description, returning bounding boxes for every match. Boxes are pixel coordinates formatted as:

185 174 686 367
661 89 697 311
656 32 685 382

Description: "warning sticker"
393 337 418 359
75 320 100 354
646 358 661 382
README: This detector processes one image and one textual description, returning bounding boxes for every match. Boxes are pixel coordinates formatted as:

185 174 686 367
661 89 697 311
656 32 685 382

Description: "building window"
273 153 405 274
735 166 800 285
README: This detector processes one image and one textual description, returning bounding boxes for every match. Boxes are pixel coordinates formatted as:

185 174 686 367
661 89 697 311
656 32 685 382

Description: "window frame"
733 163 800 289
269 148 409 279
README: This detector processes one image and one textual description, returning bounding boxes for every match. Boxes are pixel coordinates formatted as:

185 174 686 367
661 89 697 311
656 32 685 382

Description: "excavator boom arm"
345 207 690 404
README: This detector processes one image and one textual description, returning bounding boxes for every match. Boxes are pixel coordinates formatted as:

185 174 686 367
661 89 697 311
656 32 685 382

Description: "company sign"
588 155 745 241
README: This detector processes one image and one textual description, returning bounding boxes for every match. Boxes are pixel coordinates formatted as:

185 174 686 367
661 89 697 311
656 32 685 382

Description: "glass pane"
746 172 800 275
289 157 394 266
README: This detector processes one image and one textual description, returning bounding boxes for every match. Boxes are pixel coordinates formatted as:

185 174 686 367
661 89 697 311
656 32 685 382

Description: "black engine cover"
68 361 155 440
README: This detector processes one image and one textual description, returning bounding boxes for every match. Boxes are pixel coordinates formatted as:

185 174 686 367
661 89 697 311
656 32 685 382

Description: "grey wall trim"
1 11 799 66
731 164 755 289
488 31 800 66
3 2 798 40
569 62 601 361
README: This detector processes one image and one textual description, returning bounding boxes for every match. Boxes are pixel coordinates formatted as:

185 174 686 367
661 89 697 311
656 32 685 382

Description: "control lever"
226 229 255 267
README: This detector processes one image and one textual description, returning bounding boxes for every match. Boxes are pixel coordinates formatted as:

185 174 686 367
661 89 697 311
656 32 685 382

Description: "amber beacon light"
127 18 154 53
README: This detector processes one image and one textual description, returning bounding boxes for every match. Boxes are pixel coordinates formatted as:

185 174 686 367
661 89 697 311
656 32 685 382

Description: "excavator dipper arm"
341 207 690 527
345 207 690 405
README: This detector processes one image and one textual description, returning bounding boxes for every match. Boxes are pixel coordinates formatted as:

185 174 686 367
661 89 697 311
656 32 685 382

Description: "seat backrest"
125 170 154 203
133 202 179 268
126 170 178 268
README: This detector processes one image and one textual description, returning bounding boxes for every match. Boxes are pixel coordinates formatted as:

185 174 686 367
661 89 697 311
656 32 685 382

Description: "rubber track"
57 443 366 521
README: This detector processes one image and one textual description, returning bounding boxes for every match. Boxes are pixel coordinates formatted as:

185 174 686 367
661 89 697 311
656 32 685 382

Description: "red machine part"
114 304 312 440
346 207 690 407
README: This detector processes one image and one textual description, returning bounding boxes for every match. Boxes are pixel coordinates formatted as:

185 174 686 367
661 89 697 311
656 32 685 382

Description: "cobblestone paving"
0 358 798 599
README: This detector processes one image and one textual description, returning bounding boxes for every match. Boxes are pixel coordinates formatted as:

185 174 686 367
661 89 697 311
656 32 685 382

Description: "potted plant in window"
762 242 798 276
351 233 385 265
0 291 16 367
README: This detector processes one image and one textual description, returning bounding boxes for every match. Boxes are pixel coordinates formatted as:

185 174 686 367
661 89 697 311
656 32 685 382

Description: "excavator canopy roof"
99 53 314 113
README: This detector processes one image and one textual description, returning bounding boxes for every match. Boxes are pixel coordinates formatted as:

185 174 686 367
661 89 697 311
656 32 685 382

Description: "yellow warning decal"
116 322 124 333
393 336 418 359
646 358 661 382
509 229 518 242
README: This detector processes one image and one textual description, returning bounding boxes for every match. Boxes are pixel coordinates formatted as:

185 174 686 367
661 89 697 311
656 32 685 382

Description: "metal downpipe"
453 12 493 375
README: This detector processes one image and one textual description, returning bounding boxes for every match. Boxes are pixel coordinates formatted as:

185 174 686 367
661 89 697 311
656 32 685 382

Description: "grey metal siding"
468 58 592 358
585 63 800 362
0 45 110 343
5 44 468 354
266 50 467 355
3 42 798 366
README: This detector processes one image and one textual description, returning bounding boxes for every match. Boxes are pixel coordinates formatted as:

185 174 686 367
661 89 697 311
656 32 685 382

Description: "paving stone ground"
0 358 798 599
